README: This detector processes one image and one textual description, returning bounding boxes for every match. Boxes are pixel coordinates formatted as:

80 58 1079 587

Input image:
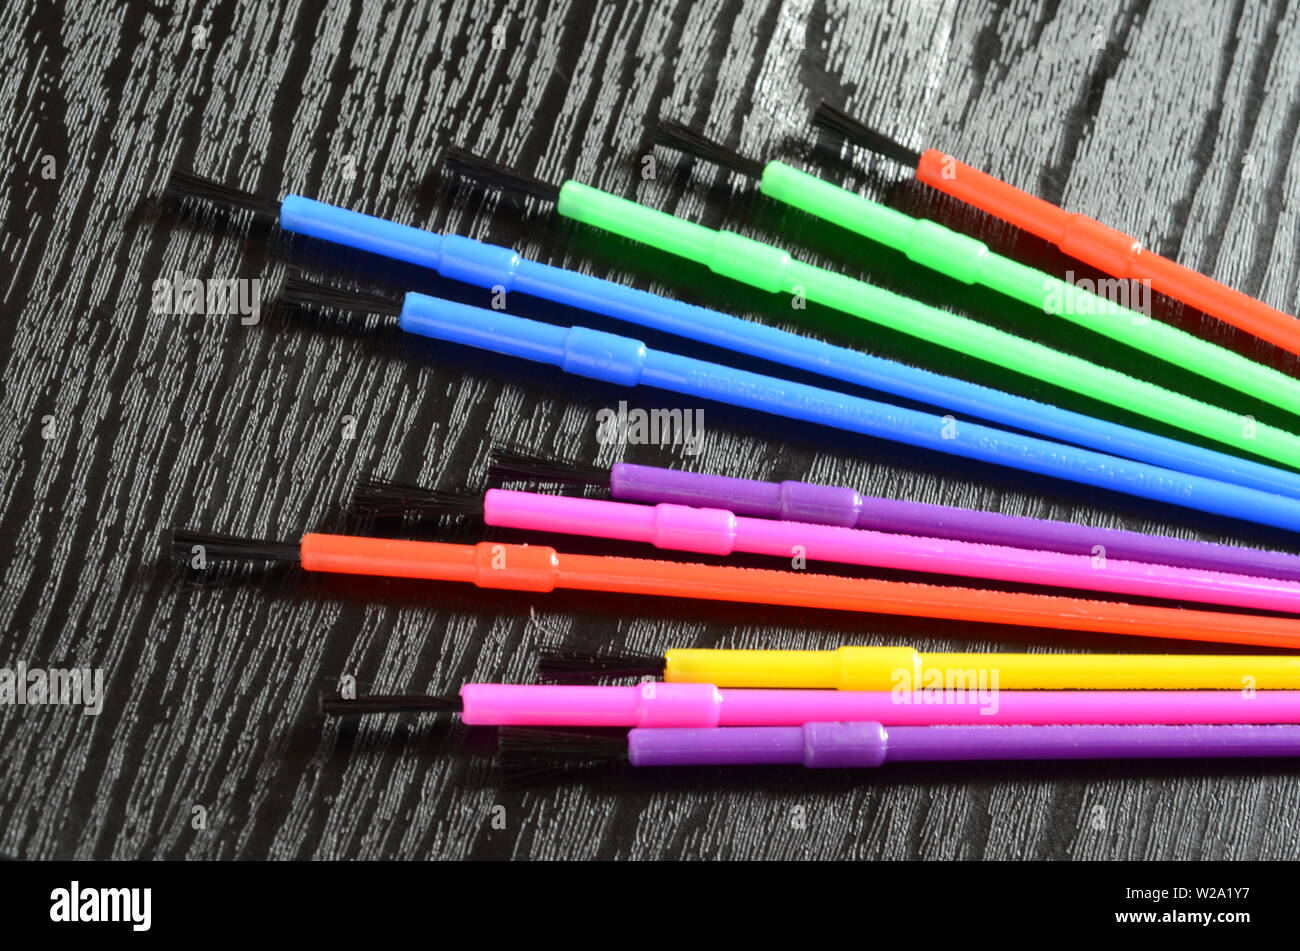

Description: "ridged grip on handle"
627 721 889 767
300 535 560 591
610 465 865 526
485 489 739 555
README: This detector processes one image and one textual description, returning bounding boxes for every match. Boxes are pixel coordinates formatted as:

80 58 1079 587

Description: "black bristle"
320 693 464 716
278 271 404 317
497 728 629 767
486 447 611 488
165 169 282 220
652 120 765 180
169 528 300 564
497 727 628 789
349 478 484 519
536 645 665 683
811 102 922 167
495 757 619 789
441 146 562 204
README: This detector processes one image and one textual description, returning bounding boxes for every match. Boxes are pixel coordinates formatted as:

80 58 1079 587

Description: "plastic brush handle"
608 462 1300 580
395 291 1300 533
625 722 1300 767
913 150 1300 357
759 161 1300 415
482 488 1300 613
459 683 1300 727
660 645 1300 690
276 194 1300 502
295 534 1300 648
554 181 1300 470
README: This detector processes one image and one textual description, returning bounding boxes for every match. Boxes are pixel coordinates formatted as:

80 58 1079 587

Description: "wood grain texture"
1 0 1298 860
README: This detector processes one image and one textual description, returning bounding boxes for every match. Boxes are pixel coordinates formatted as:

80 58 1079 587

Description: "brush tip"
321 693 464 716
441 146 562 205
486 446 611 488
168 527 300 564
348 478 484 519
497 727 628 763
536 645 665 683
495 727 630 787
651 119 765 180
278 271 403 318
811 101 922 168
164 168 282 219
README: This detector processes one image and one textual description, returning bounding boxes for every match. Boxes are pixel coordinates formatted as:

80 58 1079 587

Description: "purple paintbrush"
487 449 1300 582
500 722 1300 774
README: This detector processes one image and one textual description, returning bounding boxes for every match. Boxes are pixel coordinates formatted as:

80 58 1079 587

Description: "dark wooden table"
4 0 1299 860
